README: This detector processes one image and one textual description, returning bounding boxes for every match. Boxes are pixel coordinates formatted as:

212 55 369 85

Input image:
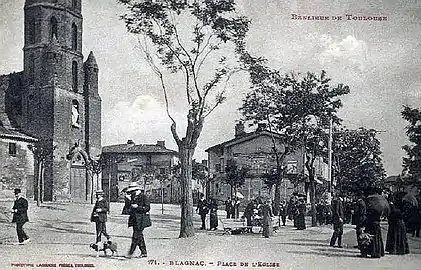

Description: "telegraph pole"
327 118 333 202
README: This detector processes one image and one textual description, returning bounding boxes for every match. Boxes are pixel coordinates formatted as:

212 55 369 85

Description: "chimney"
201 159 208 167
127 139 135 145
235 122 245 137
157 140 165 148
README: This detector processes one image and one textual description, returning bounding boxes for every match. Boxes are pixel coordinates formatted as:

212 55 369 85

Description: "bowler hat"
126 182 141 192
14 188 21 195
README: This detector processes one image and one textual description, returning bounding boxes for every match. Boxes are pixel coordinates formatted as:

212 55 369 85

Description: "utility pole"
327 118 333 203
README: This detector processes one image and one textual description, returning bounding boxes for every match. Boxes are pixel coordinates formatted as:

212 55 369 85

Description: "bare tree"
118 0 250 237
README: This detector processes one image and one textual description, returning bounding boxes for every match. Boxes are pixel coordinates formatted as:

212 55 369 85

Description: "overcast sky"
1 0 420 176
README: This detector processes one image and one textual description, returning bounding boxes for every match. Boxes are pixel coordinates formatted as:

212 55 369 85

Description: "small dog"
90 240 118 257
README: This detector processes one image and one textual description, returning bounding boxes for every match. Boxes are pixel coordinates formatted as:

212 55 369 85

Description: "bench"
219 216 280 235
219 218 250 235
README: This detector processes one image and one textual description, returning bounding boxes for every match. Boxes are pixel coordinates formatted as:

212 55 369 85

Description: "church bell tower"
22 0 101 202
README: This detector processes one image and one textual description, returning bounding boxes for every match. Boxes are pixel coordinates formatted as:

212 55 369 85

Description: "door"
70 165 87 202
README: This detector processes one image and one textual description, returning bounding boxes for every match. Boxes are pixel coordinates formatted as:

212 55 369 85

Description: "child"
91 190 110 244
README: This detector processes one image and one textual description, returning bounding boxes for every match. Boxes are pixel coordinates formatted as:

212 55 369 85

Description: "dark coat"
12 197 29 224
91 198 108 222
386 205 409 255
332 198 344 224
260 203 273 226
354 198 367 226
128 192 151 230
197 199 208 215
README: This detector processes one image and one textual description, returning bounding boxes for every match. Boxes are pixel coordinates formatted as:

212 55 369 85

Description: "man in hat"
126 182 151 258
11 188 30 245
90 190 110 244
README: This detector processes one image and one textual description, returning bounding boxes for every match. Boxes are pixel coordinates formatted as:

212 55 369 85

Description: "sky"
0 0 420 176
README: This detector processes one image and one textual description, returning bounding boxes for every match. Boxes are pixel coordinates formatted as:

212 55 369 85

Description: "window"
28 18 35 44
71 23 77 50
72 61 78 92
215 164 221 172
71 100 80 128
72 0 77 8
28 54 35 84
9 143 17 156
50 17 58 40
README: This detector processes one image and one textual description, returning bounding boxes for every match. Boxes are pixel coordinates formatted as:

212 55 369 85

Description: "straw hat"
126 182 141 192
95 189 104 195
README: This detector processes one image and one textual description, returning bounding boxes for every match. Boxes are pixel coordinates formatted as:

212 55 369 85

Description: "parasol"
402 193 419 207
366 194 390 218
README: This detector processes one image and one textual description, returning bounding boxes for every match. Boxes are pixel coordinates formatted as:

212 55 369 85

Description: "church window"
28 54 35 84
28 18 36 44
50 17 58 40
9 143 17 156
72 61 78 92
71 23 78 51
71 100 80 128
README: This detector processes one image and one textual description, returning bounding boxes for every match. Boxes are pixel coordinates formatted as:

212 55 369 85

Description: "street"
1 201 420 270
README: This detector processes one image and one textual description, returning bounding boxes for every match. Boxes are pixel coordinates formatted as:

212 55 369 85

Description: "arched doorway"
69 149 89 202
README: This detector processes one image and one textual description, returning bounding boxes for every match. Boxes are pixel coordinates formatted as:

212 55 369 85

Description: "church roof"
0 126 38 142
103 143 177 155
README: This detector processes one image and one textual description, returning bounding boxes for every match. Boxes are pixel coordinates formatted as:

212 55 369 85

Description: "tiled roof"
205 130 284 152
103 143 177 154
0 126 38 142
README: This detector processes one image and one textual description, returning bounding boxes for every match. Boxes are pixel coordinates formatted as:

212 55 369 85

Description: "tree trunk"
273 181 281 215
90 174 94 204
178 144 195 238
309 172 317 227
40 161 45 203
36 160 42 207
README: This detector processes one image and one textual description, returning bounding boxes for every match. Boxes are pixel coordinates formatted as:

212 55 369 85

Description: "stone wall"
0 138 34 200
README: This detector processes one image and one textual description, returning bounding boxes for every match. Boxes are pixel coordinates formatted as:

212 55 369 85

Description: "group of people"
328 187 421 258
90 182 151 258
224 197 240 219
9 183 151 258
196 194 219 230
243 198 274 237
89 182 152 258
285 197 307 230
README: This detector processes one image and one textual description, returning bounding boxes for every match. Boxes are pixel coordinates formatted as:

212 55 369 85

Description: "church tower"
21 0 101 202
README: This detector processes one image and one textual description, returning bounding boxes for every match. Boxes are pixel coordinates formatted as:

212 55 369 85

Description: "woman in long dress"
296 200 306 230
386 201 409 255
209 198 218 230
260 199 273 238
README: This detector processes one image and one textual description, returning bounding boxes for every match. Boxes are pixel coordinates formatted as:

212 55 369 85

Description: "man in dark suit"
330 194 344 248
126 182 151 258
91 190 110 244
196 193 208 229
11 188 30 245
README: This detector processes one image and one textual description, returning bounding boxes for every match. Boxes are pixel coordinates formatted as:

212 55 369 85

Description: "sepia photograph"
0 0 420 269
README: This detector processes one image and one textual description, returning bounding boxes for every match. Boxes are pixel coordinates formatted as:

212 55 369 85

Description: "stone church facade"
0 0 101 202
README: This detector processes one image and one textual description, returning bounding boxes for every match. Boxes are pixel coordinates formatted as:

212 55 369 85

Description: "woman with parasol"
359 187 389 258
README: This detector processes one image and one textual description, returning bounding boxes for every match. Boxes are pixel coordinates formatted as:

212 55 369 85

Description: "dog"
90 240 118 257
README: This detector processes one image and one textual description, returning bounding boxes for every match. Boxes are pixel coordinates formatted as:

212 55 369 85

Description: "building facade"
0 0 101 202
206 123 328 203
102 140 179 203
0 127 37 199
